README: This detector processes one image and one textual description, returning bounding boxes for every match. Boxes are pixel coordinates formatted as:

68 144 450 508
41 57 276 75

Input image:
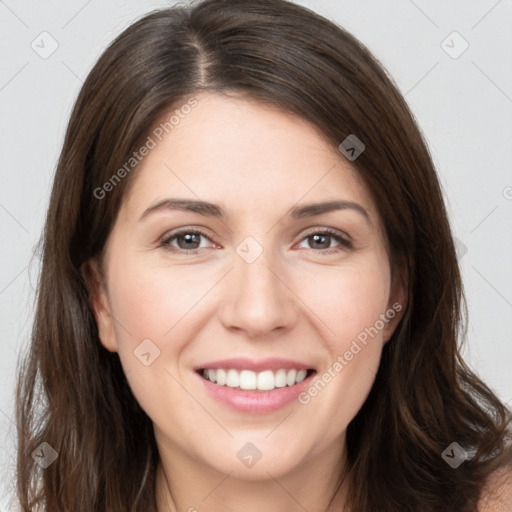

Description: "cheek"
108 257 209 345
105 259 207 421
104 254 223 401
299 256 391 347
294 256 391 423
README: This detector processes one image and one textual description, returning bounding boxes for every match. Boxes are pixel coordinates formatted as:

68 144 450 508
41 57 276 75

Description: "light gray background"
1 0 511 509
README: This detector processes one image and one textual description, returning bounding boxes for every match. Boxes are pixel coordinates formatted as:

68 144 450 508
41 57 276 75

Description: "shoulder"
477 466 512 511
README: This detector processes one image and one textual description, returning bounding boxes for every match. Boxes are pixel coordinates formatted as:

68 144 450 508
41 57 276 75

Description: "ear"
382 267 408 344
80 258 118 352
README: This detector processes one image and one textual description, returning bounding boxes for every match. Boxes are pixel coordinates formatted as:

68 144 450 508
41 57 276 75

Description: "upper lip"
195 357 314 372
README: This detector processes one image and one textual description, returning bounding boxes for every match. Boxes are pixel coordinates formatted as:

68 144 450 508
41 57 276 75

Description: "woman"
15 0 512 510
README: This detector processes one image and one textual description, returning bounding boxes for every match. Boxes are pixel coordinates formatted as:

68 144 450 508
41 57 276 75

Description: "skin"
84 91 406 512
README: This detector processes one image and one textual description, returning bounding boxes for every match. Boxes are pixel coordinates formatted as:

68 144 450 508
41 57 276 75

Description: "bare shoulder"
478 466 512 511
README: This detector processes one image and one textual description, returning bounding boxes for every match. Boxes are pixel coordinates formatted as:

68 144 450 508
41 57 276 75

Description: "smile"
194 358 317 414
199 368 313 391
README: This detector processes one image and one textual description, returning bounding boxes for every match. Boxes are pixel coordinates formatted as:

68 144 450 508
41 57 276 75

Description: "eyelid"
159 225 353 254
159 227 219 253
295 226 353 252
299 226 352 243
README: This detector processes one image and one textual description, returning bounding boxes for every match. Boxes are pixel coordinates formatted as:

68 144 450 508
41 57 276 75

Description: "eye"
160 228 217 254
296 227 352 254
159 227 353 255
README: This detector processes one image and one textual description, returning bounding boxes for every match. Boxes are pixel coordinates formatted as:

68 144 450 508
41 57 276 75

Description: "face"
85 91 405 484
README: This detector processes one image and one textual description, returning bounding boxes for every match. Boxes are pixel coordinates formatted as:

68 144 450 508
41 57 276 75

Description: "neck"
155 439 351 512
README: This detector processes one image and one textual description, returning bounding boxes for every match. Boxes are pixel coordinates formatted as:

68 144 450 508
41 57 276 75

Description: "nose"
218 244 299 339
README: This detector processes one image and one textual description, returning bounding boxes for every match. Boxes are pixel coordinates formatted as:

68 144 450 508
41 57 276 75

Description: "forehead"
120 92 377 223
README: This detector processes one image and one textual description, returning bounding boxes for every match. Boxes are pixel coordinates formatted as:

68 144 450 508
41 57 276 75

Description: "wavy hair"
15 0 512 510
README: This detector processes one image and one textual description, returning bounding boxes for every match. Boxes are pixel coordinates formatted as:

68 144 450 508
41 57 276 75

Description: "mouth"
196 367 317 392
194 357 317 413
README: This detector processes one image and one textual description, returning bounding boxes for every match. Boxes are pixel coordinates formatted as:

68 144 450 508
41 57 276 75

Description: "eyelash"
159 227 353 255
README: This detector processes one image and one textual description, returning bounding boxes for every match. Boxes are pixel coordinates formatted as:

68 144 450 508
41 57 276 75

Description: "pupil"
177 233 332 250
311 234 329 249
180 233 200 249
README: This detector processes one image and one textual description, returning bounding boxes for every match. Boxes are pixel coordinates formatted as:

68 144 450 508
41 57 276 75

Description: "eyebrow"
139 198 371 225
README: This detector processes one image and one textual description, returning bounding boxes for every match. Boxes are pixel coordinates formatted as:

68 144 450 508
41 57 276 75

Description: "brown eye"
160 229 216 254
174 232 202 250
307 233 332 250
297 228 353 254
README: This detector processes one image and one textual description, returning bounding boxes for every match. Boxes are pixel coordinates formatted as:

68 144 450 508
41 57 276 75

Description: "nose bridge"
218 235 297 337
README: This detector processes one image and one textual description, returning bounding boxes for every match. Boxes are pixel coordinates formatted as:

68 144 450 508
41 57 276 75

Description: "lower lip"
196 371 315 414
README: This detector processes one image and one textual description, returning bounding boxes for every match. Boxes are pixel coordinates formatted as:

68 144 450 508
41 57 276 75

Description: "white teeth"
274 369 287 388
226 369 239 388
216 368 226 386
257 370 275 390
200 368 311 391
239 370 257 390
286 369 297 386
296 369 307 383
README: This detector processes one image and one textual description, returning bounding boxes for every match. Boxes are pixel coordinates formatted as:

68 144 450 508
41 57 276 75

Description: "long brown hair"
15 0 512 510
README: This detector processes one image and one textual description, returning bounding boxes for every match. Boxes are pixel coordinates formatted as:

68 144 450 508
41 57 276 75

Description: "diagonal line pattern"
0 0 29 28
61 0 92 29
472 266 512 309
0 408 16 431
163 368 234 438
472 61 512 105
265 410 294 438
163 268 233 336
200 471 233 502
0 62 29 92
265 266 336 335
406 0 439 28
471 0 502 30
470 205 499 233
0 266 28 296
266 470 308 511
0 406 34 472
111 313 132 337
61 61 84 83
266 164 337 234
164 163 234 235
0 203 29 233
405 62 439 97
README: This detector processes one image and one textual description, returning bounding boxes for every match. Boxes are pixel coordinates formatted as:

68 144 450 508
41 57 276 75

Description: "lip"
194 357 313 372
194 358 316 414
